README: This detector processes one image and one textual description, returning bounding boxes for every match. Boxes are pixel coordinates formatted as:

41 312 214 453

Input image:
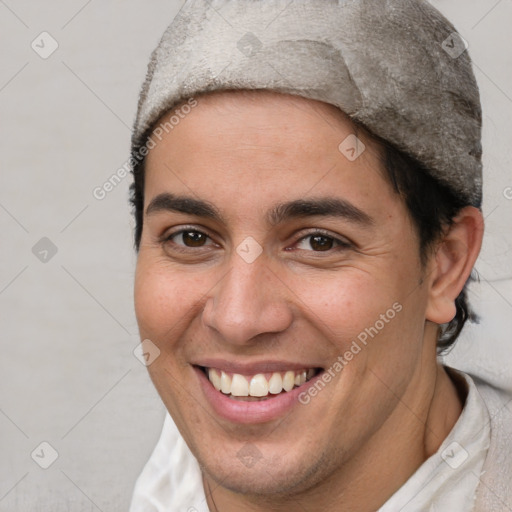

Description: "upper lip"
192 359 323 375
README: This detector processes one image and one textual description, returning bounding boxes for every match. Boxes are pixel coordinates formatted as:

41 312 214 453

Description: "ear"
425 206 484 324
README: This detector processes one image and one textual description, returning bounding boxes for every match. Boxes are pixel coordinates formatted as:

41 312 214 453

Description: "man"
128 1 511 510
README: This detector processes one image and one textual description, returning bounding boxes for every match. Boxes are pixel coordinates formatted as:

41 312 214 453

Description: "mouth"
192 360 326 423
198 366 322 401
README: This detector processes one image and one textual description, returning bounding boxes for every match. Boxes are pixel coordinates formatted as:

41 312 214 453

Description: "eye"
162 228 215 249
295 231 351 252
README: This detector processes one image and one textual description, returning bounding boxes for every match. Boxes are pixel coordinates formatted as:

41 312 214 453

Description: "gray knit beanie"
131 0 482 206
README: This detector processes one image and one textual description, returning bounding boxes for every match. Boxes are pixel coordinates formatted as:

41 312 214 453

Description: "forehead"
166 90 368 148
143 90 405 225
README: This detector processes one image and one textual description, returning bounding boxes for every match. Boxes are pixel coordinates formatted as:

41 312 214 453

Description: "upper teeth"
207 368 316 397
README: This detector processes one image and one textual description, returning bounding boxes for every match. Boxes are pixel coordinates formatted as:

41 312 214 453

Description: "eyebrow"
146 193 222 221
267 197 374 227
145 193 374 227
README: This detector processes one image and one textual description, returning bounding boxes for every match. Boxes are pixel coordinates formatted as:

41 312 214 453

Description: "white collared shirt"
378 372 490 511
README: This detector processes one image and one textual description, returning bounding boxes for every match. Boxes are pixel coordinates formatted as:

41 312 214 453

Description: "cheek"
292 270 395 341
134 256 204 343
292 262 427 366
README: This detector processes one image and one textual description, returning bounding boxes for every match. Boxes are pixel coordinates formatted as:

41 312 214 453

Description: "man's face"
135 91 432 496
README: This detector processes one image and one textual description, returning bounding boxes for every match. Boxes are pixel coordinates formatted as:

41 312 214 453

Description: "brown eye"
309 235 334 251
181 230 208 247
164 229 213 249
295 231 351 253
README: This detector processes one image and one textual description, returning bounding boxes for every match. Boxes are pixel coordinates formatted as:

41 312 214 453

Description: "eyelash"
293 229 352 252
159 226 352 254
160 226 218 253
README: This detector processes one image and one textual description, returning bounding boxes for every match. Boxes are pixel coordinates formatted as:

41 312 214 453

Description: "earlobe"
425 206 484 325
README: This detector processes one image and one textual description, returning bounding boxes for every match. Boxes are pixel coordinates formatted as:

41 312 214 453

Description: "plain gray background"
1 1 511 510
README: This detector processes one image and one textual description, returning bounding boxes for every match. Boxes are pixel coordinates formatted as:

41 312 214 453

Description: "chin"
195 438 333 499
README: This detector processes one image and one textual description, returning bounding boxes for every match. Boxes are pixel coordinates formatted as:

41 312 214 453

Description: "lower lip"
194 367 321 424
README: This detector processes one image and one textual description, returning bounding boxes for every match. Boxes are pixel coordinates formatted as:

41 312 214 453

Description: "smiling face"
134 91 445 506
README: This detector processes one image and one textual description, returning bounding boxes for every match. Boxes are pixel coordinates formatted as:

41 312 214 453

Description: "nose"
202 254 294 346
